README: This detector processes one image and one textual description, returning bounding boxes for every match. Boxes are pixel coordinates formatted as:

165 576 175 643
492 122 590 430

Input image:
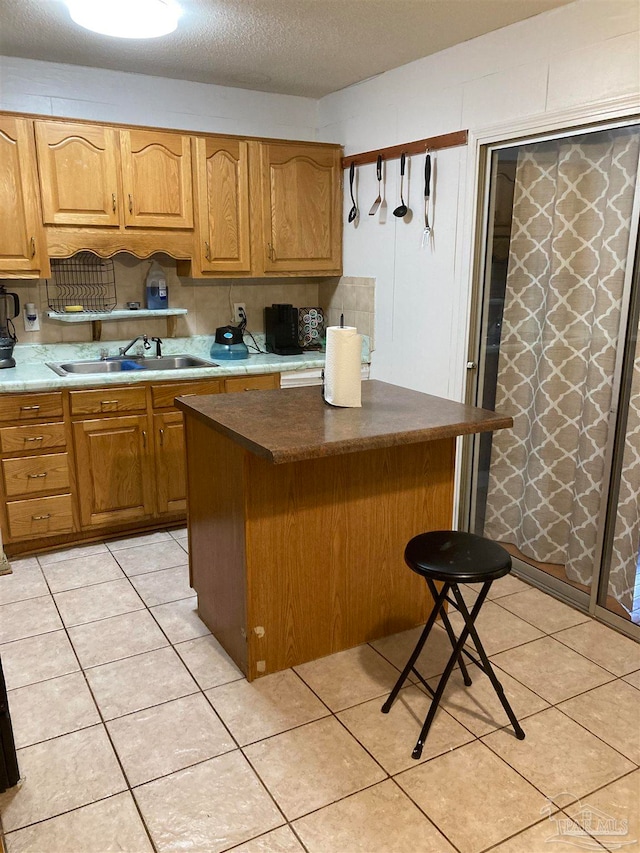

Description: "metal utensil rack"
46 253 117 314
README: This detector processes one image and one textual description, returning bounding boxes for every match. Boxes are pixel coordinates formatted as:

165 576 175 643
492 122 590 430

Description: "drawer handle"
112 192 117 212
100 400 118 406
128 194 133 213
28 472 48 479
24 436 44 442
142 430 147 448
31 514 51 521
204 241 211 261
159 428 164 447
20 405 40 411
30 236 36 258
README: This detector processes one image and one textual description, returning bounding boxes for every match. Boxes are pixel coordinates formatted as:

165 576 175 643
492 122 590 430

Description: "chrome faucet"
119 334 151 357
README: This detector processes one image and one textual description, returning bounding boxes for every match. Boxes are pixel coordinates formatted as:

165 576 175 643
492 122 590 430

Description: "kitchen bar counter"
178 381 512 679
177 380 512 463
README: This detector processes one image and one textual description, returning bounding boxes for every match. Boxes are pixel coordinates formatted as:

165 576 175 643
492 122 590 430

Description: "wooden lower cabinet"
73 414 155 528
0 373 280 551
154 411 187 516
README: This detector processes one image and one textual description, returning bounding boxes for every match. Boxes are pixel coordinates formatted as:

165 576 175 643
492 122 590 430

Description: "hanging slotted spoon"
348 162 358 223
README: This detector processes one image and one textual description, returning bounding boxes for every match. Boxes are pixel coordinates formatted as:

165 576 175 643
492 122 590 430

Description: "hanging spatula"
369 155 383 215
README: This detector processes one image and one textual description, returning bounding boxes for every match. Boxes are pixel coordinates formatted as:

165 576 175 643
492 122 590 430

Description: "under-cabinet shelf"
46 308 188 341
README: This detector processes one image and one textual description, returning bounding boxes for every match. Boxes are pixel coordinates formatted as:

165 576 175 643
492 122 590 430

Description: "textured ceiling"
0 0 575 98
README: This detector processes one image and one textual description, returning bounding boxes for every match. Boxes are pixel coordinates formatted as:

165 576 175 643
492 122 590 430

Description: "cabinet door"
195 137 251 272
73 415 154 528
35 121 120 227
154 412 186 515
120 129 193 229
0 116 47 275
259 142 342 273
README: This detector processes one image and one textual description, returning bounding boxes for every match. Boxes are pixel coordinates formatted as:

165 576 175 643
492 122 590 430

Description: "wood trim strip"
341 129 468 168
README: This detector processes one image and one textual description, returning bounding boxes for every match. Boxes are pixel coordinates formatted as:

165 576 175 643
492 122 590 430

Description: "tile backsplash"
319 276 376 348
6 255 324 344
5 261 375 348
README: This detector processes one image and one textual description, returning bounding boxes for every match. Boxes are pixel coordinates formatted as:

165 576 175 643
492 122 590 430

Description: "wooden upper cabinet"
120 129 194 229
194 137 251 273
0 116 48 276
35 121 120 227
259 142 342 273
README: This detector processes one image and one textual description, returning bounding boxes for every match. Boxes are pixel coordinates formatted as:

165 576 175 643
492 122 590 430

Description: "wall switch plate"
23 307 40 332
233 302 246 324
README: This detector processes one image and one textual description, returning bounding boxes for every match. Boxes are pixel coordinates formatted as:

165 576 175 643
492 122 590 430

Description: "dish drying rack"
46 253 117 314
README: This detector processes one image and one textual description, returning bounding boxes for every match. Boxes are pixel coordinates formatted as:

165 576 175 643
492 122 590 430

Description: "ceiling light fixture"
65 0 181 39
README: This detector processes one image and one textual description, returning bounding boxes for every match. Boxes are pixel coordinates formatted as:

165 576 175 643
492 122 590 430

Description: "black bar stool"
382 530 525 759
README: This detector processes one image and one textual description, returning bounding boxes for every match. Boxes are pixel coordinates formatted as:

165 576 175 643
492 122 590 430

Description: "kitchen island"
177 380 512 679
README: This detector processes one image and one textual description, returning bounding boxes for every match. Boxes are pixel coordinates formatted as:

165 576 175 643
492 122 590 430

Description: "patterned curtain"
484 128 640 591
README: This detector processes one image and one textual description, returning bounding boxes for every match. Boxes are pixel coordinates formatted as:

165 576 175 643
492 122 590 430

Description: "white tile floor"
0 528 639 853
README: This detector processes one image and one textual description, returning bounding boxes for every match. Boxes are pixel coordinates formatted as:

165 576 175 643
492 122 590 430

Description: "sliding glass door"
465 121 640 637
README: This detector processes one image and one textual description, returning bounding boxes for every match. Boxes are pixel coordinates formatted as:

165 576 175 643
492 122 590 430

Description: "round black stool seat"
405 530 511 584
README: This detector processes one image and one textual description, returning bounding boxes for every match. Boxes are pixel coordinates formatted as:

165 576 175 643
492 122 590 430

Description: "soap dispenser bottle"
145 261 168 310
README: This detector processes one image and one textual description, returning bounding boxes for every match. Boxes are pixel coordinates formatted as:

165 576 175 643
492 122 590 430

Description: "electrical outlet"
23 305 40 332
233 302 246 324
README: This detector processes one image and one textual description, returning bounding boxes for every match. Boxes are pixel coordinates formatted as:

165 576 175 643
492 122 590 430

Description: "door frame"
457 94 640 640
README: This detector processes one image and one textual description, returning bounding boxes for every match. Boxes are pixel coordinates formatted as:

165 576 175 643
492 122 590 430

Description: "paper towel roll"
324 326 362 407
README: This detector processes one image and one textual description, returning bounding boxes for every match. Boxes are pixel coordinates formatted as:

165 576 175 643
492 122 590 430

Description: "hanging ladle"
393 153 408 218
348 162 358 223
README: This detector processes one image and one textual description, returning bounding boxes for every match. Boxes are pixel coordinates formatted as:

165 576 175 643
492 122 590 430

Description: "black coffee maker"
264 304 302 355
0 285 20 369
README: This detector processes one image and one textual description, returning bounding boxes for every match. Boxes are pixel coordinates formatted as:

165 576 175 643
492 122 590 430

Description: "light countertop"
0 335 370 393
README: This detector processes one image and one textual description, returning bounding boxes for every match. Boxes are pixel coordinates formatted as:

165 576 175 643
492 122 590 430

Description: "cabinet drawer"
2 452 70 497
0 393 63 422
6 493 74 540
224 374 279 393
152 380 222 410
69 387 147 415
0 422 67 454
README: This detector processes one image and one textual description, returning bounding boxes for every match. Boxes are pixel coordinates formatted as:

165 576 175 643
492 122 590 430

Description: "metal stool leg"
411 584 491 759
381 582 450 714
451 584 525 741
426 578 472 687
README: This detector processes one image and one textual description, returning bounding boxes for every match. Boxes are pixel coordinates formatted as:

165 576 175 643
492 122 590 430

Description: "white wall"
317 0 640 401
0 56 319 140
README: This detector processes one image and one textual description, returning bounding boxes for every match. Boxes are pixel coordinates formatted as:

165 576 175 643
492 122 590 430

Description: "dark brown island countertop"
176 380 512 464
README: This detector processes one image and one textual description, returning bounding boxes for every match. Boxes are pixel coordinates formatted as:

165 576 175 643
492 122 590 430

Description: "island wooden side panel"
243 437 455 677
184 417 248 673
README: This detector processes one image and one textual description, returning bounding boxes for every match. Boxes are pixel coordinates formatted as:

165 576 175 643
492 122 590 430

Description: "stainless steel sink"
47 354 218 376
